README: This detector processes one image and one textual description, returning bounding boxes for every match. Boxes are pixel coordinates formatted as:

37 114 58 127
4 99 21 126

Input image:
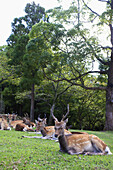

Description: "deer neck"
58 133 68 152
40 127 48 137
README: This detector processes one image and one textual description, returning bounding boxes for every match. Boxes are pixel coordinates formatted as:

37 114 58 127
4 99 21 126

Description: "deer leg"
84 152 105 156
22 136 42 139
68 150 84 155
67 147 84 155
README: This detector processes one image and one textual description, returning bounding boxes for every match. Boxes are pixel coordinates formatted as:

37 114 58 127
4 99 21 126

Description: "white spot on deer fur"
76 138 82 142
23 127 27 131
7 127 11 130
80 141 89 145
105 146 112 155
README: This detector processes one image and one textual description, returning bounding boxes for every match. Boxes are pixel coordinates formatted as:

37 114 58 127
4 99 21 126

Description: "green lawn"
0 129 113 170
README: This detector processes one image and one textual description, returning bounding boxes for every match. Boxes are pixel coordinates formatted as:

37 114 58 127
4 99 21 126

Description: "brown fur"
9 120 23 128
9 116 35 129
54 120 112 155
0 117 11 130
35 119 71 138
23 118 35 127
71 131 88 135
15 123 35 132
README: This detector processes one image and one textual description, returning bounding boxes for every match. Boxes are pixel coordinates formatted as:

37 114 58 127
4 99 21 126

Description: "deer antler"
62 104 69 121
51 104 58 121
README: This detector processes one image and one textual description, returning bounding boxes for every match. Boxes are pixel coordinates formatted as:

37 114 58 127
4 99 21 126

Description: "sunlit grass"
0 129 113 169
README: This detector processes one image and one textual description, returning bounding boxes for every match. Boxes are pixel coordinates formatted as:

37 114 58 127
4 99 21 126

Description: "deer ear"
64 118 68 123
43 118 47 124
35 120 38 124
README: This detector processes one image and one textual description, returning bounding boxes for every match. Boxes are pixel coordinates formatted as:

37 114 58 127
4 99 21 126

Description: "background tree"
42 0 113 130
6 2 48 121
0 46 16 113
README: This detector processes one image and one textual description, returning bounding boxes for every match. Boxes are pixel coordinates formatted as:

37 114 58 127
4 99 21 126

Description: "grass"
0 129 113 170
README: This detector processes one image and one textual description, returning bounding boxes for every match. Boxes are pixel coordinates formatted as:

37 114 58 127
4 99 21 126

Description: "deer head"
35 114 47 131
51 104 69 138
37 114 47 124
35 119 46 131
0 117 11 130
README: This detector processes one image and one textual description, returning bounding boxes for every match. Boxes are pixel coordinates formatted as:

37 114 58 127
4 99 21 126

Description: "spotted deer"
52 104 112 155
35 115 54 134
35 119 56 139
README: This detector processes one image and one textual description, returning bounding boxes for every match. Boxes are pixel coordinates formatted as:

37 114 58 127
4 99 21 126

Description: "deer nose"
55 134 58 138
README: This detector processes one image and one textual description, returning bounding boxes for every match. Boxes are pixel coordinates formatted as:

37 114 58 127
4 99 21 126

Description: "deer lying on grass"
14 116 35 132
9 114 35 129
35 119 57 139
15 123 35 132
35 115 55 137
52 105 112 155
0 117 11 130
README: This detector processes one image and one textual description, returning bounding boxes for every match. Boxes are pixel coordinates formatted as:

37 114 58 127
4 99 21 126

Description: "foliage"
0 46 15 82
0 130 113 169
68 87 106 130
1 0 112 130
7 2 48 46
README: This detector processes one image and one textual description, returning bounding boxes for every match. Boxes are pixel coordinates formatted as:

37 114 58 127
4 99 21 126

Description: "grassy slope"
0 130 113 170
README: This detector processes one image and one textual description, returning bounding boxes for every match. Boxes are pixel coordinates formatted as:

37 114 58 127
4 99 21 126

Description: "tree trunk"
104 52 113 130
30 83 34 122
19 104 22 117
105 88 113 130
104 0 113 130
48 114 53 125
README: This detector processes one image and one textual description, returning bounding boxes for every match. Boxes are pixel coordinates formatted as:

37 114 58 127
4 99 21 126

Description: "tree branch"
82 35 109 65
82 0 100 17
57 84 73 98
69 82 107 90
99 44 112 50
42 68 107 91
98 0 111 4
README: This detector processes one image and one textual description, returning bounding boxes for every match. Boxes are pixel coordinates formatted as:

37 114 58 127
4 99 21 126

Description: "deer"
8 114 35 129
35 115 55 133
15 123 35 132
0 117 11 130
14 116 35 132
52 104 112 155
